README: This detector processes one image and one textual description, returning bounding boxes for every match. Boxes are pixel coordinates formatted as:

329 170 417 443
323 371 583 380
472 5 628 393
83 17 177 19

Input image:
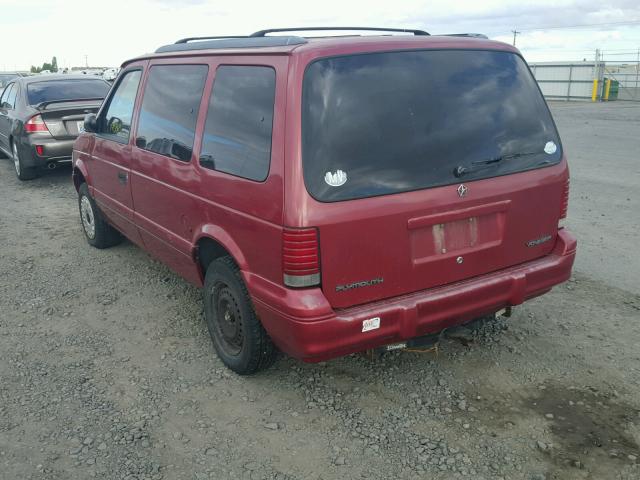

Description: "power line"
518 20 640 32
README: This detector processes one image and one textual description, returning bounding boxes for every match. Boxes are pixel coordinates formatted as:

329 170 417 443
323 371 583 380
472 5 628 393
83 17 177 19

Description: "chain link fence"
529 50 640 102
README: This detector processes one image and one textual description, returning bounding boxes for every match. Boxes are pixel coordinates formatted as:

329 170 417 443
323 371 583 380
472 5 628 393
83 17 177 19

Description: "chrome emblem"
457 184 468 198
336 277 384 292
456 256 464 264
526 234 552 247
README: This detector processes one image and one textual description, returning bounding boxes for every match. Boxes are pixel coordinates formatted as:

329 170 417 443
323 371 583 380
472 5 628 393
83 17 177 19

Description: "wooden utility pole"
511 29 520 46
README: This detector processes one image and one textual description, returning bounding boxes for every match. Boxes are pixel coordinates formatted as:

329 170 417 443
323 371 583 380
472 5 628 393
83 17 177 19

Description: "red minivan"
72 28 576 374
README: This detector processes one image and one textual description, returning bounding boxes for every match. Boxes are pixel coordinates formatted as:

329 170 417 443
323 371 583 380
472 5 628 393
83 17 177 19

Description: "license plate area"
408 201 510 266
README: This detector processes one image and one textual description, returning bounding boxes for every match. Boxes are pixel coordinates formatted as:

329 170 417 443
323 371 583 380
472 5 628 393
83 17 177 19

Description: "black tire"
204 256 277 375
12 141 38 181
78 183 122 249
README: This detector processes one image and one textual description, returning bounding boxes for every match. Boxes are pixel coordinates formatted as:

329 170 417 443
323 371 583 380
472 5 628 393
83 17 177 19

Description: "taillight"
24 114 50 134
283 227 320 288
559 178 570 226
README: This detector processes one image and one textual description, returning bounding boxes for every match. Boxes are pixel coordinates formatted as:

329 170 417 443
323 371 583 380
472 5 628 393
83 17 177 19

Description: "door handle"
117 171 128 184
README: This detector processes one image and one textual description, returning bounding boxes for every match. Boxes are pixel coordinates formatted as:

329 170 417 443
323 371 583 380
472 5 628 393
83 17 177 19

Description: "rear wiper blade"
453 151 539 178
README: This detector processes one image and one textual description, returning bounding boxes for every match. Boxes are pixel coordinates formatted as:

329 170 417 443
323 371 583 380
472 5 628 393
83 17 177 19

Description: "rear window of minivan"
302 49 562 202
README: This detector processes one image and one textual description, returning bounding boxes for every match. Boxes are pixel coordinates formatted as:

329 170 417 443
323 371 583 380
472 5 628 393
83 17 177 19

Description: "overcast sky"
1 0 639 70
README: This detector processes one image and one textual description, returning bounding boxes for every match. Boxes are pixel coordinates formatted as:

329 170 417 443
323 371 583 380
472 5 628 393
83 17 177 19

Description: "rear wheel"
12 141 38 181
78 183 121 248
204 256 277 375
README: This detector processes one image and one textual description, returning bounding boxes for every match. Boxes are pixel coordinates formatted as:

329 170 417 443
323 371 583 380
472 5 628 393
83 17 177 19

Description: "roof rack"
155 36 307 53
440 33 488 39
175 36 247 44
155 27 433 54
250 27 430 37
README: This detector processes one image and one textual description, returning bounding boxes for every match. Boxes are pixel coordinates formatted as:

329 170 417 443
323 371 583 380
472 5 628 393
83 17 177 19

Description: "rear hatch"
27 78 109 139
300 48 567 309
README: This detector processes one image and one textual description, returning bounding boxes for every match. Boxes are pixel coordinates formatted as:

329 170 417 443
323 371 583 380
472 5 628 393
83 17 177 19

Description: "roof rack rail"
155 35 307 53
441 33 488 39
175 36 247 44
250 27 430 37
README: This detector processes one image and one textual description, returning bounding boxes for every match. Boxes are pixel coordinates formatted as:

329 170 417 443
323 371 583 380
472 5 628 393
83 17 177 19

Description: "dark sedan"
0 75 110 180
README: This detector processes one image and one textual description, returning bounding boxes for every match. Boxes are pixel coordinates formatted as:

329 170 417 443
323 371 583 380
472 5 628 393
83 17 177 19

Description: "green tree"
29 57 59 73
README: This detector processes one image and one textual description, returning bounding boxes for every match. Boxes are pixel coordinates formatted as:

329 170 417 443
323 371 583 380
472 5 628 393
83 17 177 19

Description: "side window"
1 83 15 109
200 66 276 181
98 70 141 143
136 65 208 162
7 83 18 108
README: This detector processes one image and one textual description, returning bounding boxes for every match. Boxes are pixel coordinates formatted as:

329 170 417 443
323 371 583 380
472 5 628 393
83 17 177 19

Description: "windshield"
302 49 562 202
27 79 110 105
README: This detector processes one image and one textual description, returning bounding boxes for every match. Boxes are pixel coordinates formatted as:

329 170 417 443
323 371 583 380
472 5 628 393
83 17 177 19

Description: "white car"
102 68 119 82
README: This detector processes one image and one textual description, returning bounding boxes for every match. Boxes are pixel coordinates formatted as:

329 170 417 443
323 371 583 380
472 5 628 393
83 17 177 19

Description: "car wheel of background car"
77 183 122 249
12 141 38 181
204 256 278 375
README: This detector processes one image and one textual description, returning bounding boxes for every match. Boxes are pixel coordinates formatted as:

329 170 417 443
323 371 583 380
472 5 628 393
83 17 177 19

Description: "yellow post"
591 79 599 102
604 78 612 101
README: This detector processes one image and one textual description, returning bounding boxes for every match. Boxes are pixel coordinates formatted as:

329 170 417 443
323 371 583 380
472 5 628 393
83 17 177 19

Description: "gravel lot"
1 102 639 480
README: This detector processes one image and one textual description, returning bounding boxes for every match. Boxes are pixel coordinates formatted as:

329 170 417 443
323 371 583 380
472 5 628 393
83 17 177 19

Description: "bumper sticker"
362 317 380 332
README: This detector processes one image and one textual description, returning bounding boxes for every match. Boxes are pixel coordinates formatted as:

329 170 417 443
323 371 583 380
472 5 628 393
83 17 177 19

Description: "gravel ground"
1 102 639 480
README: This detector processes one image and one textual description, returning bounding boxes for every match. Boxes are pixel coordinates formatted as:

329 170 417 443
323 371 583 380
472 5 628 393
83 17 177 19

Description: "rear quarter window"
302 49 562 202
1 83 16 108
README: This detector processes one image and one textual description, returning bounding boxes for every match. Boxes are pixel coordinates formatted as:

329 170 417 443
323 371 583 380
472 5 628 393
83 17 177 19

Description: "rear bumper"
250 229 577 362
18 135 74 168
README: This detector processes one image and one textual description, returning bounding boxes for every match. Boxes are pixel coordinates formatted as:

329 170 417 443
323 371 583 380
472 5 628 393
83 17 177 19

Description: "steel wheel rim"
211 283 243 356
12 143 20 176
80 196 96 239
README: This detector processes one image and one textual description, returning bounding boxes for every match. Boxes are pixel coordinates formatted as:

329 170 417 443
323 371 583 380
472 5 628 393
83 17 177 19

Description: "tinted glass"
6 83 17 108
27 79 110 105
98 70 141 142
302 50 562 202
136 65 208 162
200 66 275 181
0 83 15 108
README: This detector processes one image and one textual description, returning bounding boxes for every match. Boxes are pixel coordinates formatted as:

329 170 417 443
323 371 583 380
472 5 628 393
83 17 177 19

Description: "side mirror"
83 113 97 133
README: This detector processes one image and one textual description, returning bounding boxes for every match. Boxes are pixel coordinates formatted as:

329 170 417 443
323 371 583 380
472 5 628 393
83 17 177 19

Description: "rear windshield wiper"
453 151 540 178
